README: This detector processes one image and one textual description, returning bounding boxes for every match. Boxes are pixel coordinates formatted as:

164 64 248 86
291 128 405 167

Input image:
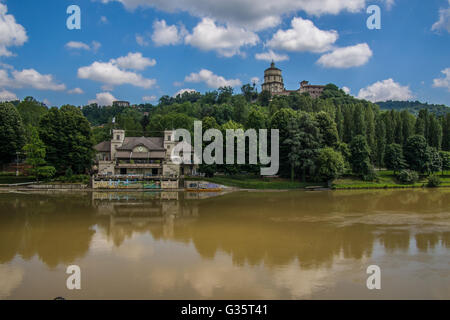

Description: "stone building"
93 129 197 177
261 61 325 98
112 101 130 107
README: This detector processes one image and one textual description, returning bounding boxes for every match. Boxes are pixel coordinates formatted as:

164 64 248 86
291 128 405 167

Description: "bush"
37 166 56 181
427 175 441 188
397 170 419 184
361 163 378 182
0 172 16 176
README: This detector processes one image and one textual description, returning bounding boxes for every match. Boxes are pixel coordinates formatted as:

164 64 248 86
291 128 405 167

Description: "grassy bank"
186 171 450 190
0 175 36 185
333 170 450 189
186 175 319 190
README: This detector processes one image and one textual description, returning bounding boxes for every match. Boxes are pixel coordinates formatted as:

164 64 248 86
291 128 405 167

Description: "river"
0 189 449 299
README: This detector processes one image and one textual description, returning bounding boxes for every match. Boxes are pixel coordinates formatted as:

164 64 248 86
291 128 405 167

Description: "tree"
442 114 450 151
439 151 450 175
404 135 430 173
241 83 258 102
16 97 48 127
258 90 271 107
284 112 321 182
0 102 26 165
349 135 372 177
246 107 268 130
427 147 442 174
217 86 233 104
271 108 297 177
22 127 47 179
317 148 345 186
374 116 386 168
39 105 94 175
384 144 406 174
315 111 338 147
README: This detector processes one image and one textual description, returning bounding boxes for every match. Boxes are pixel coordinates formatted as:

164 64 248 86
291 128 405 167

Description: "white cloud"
65 41 102 52
266 17 338 53
111 52 156 70
185 69 241 88
68 87 84 94
65 41 90 50
173 88 198 97
255 50 289 62
342 86 351 94
251 77 260 84
0 89 17 101
317 43 372 68
98 0 366 31
432 1 450 33
100 16 108 24
77 53 157 89
432 67 450 91
88 92 117 106
184 18 259 57
136 34 150 46
152 19 185 46
357 79 413 102
0 67 66 91
142 95 157 102
0 3 27 56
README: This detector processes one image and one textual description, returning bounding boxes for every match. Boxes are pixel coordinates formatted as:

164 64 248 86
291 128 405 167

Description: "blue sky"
0 0 449 106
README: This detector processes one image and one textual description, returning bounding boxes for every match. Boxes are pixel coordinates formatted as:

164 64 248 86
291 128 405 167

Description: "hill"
376 100 450 117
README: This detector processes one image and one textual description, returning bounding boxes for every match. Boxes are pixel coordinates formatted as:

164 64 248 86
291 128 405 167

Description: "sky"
0 0 449 107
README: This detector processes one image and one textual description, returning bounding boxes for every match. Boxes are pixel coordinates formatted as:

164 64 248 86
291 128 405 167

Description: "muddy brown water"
0 189 449 299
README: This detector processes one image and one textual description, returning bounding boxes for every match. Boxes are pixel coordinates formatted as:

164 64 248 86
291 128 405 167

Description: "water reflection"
0 189 449 299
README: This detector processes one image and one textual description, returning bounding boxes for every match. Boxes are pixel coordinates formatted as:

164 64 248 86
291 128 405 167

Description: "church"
261 61 325 99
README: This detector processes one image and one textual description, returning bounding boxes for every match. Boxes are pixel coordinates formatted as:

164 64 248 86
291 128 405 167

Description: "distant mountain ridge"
376 100 450 116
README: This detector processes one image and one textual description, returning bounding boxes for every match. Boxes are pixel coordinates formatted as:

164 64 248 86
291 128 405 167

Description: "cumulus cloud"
111 52 156 70
266 17 338 53
77 53 156 89
432 67 450 91
0 3 28 56
357 79 413 102
251 77 260 84
142 95 157 102
317 43 372 68
173 88 198 97
255 50 289 62
0 89 17 101
65 41 102 52
342 86 351 94
152 19 186 46
88 92 117 106
185 18 259 57
0 67 66 91
432 1 450 33
185 69 241 88
68 87 84 94
97 0 366 31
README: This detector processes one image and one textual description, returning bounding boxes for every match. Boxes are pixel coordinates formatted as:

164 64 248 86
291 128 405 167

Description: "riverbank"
333 170 450 189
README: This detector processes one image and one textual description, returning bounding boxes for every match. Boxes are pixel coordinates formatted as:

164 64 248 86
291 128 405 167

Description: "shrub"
427 175 441 188
397 170 419 184
37 166 56 181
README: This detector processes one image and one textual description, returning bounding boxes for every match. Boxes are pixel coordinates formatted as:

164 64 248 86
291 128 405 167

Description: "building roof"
117 137 165 151
115 151 166 159
94 141 111 152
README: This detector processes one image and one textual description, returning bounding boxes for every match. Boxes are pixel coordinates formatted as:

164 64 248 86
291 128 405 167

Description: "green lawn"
185 175 319 190
334 170 450 189
186 171 450 190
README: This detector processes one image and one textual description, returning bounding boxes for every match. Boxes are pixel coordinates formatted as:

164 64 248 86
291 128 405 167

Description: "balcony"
115 163 162 169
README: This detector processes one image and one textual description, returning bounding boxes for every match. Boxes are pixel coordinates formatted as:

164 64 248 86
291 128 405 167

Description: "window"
116 135 120 140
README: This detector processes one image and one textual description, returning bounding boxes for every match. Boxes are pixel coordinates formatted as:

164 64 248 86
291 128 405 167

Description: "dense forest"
1 84 449 185
377 100 450 117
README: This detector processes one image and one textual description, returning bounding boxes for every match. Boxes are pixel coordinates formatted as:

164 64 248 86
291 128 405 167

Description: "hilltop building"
112 101 130 107
262 62 325 99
